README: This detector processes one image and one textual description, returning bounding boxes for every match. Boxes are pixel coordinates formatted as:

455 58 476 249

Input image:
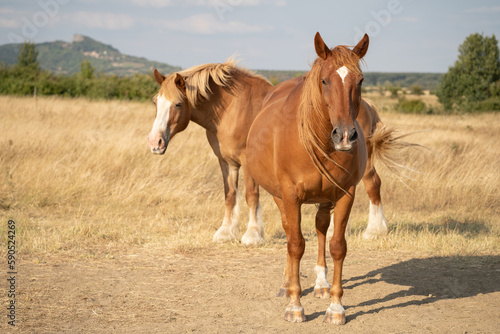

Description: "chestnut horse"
148 59 272 245
247 32 400 324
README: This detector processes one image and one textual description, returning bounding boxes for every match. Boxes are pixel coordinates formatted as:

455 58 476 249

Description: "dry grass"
0 95 499 259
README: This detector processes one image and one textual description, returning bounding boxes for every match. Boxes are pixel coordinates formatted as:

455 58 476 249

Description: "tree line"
1 34 500 112
0 42 158 101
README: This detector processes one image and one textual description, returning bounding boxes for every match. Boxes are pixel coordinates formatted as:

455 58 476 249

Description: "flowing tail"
369 124 421 180
364 100 424 183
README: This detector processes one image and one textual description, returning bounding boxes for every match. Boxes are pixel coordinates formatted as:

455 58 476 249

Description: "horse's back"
262 76 303 106
215 73 272 160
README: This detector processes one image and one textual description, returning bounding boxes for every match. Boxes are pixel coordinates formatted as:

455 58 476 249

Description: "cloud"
128 0 284 7
394 16 421 23
465 6 500 14
0 17 20 29
66 12 136 30
0 8 16 14
153 13 272 34
129 0 204 7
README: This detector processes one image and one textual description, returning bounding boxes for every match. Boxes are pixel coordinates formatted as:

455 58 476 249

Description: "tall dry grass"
0 95 498 259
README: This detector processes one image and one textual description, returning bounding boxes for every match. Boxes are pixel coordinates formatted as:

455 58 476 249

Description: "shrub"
410 84 424 95
474 97 500 112
395 98 429 114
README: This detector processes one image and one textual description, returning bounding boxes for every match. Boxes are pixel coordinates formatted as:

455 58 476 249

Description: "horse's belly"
246 110 283 199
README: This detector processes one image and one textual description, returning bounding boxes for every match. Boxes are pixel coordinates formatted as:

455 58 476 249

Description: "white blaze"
151 94 171 136
337 66 349 84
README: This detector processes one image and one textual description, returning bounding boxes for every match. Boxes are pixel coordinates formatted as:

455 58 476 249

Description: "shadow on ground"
342 255 500 321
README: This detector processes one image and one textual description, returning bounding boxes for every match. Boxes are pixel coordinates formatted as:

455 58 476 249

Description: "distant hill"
0 34 181 76
0 34 443 90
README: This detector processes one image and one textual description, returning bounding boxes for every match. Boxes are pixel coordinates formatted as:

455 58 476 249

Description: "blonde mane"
297 46 363 192
158 58 268 107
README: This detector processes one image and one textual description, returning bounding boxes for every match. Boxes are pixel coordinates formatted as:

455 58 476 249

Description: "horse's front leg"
281 195 306 322
324 186 356 325
212 160 240 243
314 202 333 299
240 162 265 245
273 196 291 297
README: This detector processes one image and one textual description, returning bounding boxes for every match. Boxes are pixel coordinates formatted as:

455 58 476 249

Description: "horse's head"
148 70 191 155
314 32 369 152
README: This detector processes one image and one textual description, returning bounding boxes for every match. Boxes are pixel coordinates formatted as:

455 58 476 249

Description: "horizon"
2 33 449 74
1 1 499 73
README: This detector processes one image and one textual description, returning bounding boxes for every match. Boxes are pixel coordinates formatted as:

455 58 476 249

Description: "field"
1 95 499 333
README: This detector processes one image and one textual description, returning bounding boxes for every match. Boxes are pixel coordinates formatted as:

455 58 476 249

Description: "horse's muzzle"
148 133 168 155
331 126 358 151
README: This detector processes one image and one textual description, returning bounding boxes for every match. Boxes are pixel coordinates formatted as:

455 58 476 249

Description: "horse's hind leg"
241 163 264 246
361 164 388 239
314 202 332 299
212 160 241 243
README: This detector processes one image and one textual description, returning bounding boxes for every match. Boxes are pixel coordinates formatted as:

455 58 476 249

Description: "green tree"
79 59 95 79
16 41 39 73
438 33 500 110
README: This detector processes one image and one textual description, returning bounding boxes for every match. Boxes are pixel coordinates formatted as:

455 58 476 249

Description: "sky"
0 0 499 73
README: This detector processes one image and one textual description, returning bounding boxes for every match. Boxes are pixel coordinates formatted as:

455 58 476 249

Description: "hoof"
284 305 305 323
313 287 330 299
241 227 264 246
212 225 239 243
362 227 388 240
276 288 289 298
323 303 346 325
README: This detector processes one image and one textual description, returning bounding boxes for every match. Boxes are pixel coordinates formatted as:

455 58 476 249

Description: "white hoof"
213 225 239 243
324 303 346 325
362 225 388 239
241 227 264 246
313 265 330 298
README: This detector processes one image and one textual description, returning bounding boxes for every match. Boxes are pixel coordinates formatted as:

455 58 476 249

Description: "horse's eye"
358 78 364 86
321 79 327 85
175 103 182 108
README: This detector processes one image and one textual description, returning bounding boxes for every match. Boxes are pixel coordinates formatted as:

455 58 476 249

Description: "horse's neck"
189 83 230 133
190 100 220 134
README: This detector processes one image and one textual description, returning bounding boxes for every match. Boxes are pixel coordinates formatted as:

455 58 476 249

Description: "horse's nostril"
158 137 163 147
349 128 358 142
331 128 342 144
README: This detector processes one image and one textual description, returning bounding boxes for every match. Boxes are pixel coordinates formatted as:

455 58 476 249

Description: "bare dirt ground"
7 241 500 333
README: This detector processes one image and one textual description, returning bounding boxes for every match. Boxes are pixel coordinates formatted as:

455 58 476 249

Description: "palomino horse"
247 32 400 324
148 59 272 245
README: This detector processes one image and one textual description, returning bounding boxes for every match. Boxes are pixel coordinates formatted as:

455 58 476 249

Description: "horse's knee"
225 190 237 207
329 237 346 261
245 189 259 208
287 235 305 259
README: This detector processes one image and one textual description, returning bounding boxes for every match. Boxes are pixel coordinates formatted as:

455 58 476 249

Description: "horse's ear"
314 32 331 60
174 73 186 93
154 69 165 85
353 34 369 59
